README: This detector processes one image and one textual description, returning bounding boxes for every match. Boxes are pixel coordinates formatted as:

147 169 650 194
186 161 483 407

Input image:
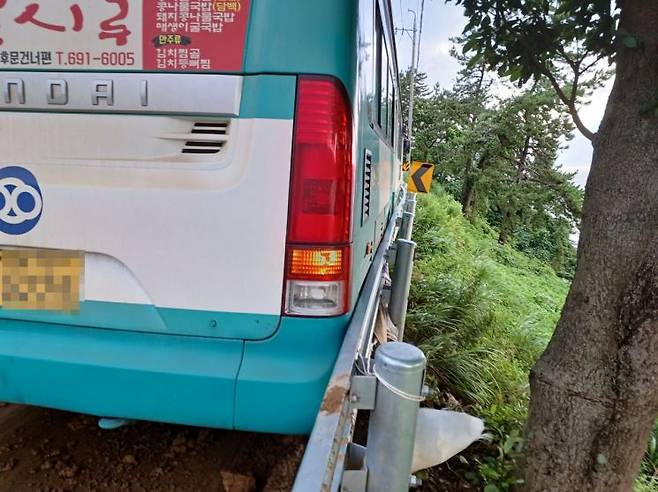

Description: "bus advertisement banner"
0 0 250 72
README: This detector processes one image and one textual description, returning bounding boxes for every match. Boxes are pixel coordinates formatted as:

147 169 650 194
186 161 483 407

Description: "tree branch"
515 36 596 142
538 66 595 141
487 3 598 142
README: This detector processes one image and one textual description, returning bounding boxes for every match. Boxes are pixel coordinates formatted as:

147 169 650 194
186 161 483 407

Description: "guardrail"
293 191 425 492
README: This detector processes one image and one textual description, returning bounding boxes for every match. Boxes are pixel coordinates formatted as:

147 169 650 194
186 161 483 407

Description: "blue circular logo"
0 166 43 235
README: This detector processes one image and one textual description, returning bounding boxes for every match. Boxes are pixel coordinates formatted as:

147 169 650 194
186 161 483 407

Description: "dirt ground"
0 404 305 492
0 403 482 492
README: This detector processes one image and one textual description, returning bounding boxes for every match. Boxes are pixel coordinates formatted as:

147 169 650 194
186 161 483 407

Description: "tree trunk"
461 173 476 216
523 2 658 490
461 157 476 216
498 210 513 244
462 150 491 216
517 135 531 183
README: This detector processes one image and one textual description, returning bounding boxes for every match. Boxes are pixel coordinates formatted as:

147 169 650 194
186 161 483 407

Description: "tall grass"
636 425 658 491
408 189 567 404
407 188 658 491
406 189 569 488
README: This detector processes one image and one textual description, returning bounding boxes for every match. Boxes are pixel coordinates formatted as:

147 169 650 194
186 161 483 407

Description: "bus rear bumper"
235 315 348 435
0 319 243 429
0 315 348 434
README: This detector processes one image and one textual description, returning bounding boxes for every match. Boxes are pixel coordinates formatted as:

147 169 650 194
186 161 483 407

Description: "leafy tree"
485 86 579 247
449 57 496 217
455 0 616 141
448 0 658 489
399 69 432 136
403 59 581 275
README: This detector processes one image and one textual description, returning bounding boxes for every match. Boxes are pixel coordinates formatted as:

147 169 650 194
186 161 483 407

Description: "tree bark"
523 1 658 490
461 171 476 216
462 150 491 216
516 134 531 183
498 210 513 245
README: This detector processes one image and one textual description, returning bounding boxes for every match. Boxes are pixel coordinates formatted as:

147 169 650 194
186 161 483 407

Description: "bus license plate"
0 249 84 312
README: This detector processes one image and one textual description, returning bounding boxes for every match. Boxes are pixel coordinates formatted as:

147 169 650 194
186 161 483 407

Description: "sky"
393 0 614 188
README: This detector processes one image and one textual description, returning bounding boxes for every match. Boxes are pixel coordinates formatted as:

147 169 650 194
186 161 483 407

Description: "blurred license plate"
0 249 84 312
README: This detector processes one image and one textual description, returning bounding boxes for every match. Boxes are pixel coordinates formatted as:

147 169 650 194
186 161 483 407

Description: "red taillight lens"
287 77 354 244
284 76 354 317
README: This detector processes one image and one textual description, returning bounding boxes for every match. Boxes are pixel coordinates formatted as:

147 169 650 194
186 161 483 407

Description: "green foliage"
405 3 658 489
399 69 432 135
452 0 617 83
510 219 577 279
477 428 524 490
447 0 618 139
407 188 658 489
406 188 569 489
636 424 658 491
402 58 583 277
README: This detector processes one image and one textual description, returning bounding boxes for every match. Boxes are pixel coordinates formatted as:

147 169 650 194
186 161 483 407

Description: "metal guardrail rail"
293 190 423 492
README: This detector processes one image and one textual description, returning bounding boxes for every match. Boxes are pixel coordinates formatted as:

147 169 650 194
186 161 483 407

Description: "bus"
0 0 404 435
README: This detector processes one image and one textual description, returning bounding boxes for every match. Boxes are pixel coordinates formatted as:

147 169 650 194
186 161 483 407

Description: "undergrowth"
405 188 657 491
637 425 658 492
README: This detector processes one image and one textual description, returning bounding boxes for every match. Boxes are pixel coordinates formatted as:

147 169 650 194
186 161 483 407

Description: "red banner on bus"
0 0 250 72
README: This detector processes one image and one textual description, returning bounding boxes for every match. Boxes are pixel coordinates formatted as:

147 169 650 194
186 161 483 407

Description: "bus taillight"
284 76 354 317
284 246 350 317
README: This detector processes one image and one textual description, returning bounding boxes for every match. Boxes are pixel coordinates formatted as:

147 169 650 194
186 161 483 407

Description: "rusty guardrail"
293 189 424 492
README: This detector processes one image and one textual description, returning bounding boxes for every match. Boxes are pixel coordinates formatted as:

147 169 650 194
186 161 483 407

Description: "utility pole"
416 0 426 72
406 9 417 166
399 0 426 165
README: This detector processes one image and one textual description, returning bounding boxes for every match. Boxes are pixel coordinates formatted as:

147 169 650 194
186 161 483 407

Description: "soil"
0 403 483 492
0 404 305 492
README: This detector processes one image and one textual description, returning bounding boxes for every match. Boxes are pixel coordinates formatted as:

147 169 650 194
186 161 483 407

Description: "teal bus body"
0 0 402 435
0 315 349 433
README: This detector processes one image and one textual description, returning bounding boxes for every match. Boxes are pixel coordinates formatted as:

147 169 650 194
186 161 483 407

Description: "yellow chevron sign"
407 161 434 193
402 161 411 172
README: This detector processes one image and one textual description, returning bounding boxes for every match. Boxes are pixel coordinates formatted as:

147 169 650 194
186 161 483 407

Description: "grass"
637 425 658 491
405 188 657 490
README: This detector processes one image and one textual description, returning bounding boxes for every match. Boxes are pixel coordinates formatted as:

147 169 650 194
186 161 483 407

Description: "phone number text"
56 51 136 67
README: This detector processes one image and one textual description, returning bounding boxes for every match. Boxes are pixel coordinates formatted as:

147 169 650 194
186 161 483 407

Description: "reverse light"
285 280 346 317
283 76 354 317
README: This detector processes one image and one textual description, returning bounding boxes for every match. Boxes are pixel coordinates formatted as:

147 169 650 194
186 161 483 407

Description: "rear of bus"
0 0 397 434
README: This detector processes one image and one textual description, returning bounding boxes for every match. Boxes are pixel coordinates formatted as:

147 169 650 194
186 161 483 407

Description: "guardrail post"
365 342 426 492
398 194 417 241
399 211 415 241
388 239 416 340
404 193 417 214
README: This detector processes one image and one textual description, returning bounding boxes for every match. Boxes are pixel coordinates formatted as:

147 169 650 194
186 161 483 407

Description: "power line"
395 0 414 40
394 26 415 42
406 8 417 164
416 0 426 70
406 0 426 165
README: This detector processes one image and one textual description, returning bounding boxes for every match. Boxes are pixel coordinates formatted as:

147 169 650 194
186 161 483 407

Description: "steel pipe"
365 342 426 492
388 239 416 339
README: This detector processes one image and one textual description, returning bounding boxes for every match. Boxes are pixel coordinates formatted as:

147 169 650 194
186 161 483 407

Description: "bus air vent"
182 122 229 154
361 150 373 225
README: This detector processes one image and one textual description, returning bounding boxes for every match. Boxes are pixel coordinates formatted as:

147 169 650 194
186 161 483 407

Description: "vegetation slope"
406 188 658 491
